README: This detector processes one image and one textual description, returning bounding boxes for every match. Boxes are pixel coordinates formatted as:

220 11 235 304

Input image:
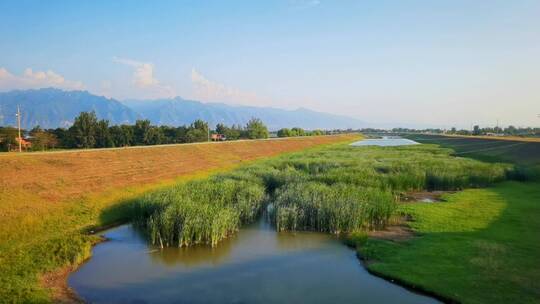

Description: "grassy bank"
404 133 540 169
356 134 540 303
0 135 355 303
360 181 540 303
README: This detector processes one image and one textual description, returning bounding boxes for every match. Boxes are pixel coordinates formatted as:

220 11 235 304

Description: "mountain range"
0 88 365 130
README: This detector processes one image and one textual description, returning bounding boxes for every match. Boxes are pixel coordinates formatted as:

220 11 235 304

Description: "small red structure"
211 134 226 141
11 137 32 152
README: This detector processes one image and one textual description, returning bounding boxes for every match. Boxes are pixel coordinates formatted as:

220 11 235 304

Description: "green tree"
70 111 98 148
185 120 209 142
225 124 242 140
51 128 71 148
159 126 176 144
30 126 58 151
146 127 165 145
245 118 268 139
174 126 188 143
473 125 481 135
215 123 228 135
291 127 305 136
505 125 517 135
192 119 208 133
0 127 20 151
185 128 207 142
110 125 134 147
95 120 114 148
277 128 292 137
134 120 152 145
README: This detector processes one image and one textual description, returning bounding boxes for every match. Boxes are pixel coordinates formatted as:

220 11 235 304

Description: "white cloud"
190 68 270 106
113 57 158 87
0 67 85 91
113 57 175 98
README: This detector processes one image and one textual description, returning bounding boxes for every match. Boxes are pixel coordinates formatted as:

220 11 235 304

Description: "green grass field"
361 182 540 303
404 134 540 167
357 134 540 303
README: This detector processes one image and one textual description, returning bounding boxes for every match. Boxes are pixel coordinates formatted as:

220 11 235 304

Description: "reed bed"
270 182 395 233
133 179 265 247
134 143 518 247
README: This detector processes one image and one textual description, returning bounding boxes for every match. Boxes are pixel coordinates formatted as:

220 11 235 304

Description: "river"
69 219 437 303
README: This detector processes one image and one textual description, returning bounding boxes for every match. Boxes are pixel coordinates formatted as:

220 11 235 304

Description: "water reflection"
350 136 420 147
149 234 238 267
69 219 439 304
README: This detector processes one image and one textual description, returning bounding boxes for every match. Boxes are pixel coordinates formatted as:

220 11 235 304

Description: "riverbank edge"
40 236 107 304
38 137 362 303
357 252 457 303
38 167 234 302
343 225 457 303
62 218 452 304
353 181 540 304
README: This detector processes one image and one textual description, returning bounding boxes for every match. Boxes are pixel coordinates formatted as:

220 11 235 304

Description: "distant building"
211 134 226 141
11 137 32 151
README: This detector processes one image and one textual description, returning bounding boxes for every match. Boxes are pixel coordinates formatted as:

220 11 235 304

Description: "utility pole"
16 105 22 152
207 124 210 142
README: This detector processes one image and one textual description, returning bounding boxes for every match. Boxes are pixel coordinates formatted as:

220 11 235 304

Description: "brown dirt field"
0 135 356 206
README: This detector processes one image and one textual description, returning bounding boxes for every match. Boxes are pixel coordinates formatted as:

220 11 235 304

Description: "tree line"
276 127 326 137
0 111 350 152
391 126 540 137
0 112 270 151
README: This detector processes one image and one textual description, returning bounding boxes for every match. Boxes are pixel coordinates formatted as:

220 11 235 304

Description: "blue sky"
1 0 539 128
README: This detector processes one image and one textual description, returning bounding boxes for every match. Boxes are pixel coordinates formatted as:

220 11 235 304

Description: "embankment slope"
0 134 358 302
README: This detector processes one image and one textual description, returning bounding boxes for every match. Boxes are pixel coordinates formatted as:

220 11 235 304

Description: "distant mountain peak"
0 89 138 129
1 89 365 130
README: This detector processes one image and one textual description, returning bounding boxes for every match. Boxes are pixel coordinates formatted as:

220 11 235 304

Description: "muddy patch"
40 266 84 304
400 191 454 203
368 216 415 242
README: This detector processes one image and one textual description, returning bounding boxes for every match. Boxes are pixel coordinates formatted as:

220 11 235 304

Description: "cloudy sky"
1 0 539 128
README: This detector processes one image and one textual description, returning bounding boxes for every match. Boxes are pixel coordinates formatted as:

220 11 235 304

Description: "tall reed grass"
133 179 265 247
270 182 395 233
134 143 519 247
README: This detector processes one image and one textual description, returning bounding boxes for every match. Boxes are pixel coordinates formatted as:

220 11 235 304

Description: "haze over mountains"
0 88 365 130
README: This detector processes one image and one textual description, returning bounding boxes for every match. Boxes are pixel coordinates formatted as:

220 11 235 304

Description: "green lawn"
404 134 540 168
361 181 540 303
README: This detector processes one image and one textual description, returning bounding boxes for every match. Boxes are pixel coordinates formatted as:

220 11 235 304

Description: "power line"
16 105 22 152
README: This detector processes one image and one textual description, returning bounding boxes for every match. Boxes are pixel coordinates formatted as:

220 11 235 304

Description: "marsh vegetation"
132 143 517 247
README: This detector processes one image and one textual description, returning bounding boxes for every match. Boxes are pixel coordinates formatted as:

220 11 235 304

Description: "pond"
69 220 438 303
351 136 420 147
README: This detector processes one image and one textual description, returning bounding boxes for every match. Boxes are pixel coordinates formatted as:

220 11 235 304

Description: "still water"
69 220 437 304
350 136 420 147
